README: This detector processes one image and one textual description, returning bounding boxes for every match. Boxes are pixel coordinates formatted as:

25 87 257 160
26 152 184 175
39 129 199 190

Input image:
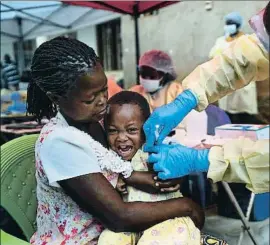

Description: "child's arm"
124 171 181 194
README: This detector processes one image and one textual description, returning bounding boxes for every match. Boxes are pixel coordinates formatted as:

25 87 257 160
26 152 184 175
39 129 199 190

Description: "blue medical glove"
146 144 210 180
143 89 198 150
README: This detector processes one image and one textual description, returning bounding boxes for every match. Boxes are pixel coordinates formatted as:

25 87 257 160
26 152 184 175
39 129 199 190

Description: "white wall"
35 26 98 54
36 36 49 48
121 1 268 88
77 25 98 54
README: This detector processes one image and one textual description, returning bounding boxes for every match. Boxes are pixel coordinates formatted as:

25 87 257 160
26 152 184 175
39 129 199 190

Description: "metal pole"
133 3 140 84
17 17 25 75
1 3 69 29
222 182 258 245
237 193 256 245
0 3 60 13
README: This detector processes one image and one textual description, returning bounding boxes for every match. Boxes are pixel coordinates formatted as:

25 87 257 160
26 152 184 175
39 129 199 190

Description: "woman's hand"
181 198 205 230
125 171 181 194
116 177 128 195
124 171 160 194
153 176 184 193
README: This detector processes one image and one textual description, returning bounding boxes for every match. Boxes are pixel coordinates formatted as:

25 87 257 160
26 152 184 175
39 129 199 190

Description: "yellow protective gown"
209 32 245 59
182 34 269 194
209 32 258 115
130 82 208 133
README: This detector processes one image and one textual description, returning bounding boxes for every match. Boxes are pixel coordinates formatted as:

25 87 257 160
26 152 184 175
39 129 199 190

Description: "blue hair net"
225 12 243 27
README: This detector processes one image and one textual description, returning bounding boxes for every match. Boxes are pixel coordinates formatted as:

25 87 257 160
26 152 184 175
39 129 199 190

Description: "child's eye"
127 128 138 134
108 128 117 134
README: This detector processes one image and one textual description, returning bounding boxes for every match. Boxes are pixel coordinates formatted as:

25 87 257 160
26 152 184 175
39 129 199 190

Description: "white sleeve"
40 127 101 187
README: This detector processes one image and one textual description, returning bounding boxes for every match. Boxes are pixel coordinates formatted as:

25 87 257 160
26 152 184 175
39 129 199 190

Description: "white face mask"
224 24 237 37
140 77 162 93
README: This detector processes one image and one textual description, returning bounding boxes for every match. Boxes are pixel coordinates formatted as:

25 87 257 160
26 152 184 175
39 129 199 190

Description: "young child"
99 91 202 245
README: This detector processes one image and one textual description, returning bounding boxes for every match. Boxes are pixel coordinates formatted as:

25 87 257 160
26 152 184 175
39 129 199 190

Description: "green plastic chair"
1 134 39 241
1 230 30 245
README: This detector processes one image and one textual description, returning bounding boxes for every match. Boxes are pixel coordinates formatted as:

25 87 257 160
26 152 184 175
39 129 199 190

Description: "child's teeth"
119 146 131 153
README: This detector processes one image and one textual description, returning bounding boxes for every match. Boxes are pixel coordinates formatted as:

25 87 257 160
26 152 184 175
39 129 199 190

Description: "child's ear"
46 91 61 104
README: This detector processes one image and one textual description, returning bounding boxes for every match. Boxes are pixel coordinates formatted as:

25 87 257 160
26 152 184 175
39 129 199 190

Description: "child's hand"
116 177 128 195
154 176 182 193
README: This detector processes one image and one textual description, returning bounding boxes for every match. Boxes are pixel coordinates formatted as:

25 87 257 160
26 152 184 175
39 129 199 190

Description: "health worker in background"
143 3 270 194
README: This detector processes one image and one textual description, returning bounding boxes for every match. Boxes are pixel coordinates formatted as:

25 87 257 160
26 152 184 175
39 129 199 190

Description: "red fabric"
64 1 179 15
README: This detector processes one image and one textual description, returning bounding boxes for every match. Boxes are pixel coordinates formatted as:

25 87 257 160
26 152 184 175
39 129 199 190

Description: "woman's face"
58 66 108 123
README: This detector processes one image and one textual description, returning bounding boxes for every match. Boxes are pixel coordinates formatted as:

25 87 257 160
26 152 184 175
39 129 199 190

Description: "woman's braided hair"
264 1 270 35
27 36 99 121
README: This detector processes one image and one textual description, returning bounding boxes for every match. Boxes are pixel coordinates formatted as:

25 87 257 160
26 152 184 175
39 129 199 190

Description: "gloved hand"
146 144 210 180
143 89 198 150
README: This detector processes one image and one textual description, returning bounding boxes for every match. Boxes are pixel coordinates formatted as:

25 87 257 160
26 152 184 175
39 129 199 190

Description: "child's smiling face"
107 103 145 161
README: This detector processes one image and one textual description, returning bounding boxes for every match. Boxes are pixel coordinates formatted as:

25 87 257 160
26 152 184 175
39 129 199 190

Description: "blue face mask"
224 24 237 37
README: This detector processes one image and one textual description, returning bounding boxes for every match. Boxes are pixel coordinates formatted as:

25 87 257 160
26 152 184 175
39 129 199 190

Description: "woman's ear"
46 91 61 104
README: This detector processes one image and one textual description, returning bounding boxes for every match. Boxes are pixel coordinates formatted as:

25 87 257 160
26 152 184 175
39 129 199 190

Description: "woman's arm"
40 129 204 232
59 173 204 232
207 138 269 194
182 34 269 111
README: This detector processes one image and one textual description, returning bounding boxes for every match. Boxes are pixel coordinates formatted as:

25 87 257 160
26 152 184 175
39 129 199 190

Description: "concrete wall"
35 26 97 54
121 1 268 88
77 25 97 54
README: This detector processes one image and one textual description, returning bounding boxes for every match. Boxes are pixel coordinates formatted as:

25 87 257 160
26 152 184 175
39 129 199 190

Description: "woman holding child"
27 37 209 245
28 3 270 244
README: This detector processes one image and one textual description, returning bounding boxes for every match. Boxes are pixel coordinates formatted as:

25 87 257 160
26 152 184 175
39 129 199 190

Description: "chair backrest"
1 134 39 241
1 230 30 245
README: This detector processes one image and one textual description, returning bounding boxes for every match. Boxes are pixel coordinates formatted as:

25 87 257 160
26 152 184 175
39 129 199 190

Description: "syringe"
154 125 160 143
